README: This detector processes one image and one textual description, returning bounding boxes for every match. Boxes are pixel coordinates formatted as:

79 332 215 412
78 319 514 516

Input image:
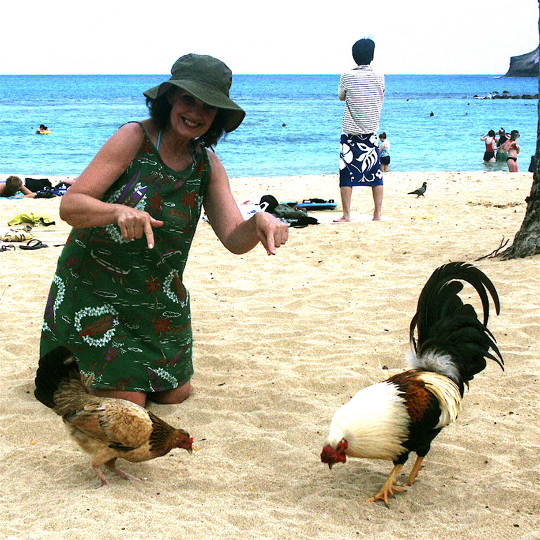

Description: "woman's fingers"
255 212 289 255
117 207 163 248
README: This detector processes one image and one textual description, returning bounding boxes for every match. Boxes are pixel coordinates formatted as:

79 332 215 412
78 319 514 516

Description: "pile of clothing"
259 195 319 228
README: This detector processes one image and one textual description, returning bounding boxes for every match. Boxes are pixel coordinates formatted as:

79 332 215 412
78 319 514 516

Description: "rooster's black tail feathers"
409 262 504 389
34 346 79 408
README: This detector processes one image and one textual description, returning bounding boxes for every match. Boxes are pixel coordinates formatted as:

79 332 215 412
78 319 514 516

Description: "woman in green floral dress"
40 54 288 407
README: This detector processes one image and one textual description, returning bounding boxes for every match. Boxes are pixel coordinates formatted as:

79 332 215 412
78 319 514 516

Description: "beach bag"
25 178 52 192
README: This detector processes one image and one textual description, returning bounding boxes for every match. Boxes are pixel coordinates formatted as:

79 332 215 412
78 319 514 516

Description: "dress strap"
157 130 162 151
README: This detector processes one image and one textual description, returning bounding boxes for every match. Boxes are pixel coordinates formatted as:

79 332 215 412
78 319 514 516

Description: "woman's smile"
169 90 217 137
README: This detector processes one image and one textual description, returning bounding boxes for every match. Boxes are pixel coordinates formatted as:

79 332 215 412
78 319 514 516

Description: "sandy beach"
0 171 539 540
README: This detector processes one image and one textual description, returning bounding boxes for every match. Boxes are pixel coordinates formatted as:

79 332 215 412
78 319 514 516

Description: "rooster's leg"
105 458 142 482
405 456 424 486
368 464 405 506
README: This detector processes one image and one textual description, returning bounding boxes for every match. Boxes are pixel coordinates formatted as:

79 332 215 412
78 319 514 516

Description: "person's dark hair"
379 132 386 140
510 130 520 139
146 87 227 148
488 130 495 137
352 38 375 65
1 176 23 197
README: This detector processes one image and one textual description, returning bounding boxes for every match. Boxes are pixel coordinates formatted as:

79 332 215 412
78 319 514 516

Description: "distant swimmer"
36 124 52 134
408 181 427 197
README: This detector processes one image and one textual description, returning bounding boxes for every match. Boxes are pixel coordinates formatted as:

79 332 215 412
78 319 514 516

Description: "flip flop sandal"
19 239 48 250
0 244 16 252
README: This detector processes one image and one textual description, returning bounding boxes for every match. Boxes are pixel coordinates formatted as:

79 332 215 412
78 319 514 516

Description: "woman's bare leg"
90 388 147 407
150 380 192 404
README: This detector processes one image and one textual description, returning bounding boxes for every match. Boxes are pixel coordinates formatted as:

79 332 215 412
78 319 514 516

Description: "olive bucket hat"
144 53 246 133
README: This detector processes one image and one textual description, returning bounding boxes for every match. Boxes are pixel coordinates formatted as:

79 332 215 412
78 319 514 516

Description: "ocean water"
0 74 538 178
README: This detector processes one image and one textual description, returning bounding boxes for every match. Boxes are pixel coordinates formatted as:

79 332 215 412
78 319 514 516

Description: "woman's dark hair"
1 176 23 197
146 87 227 148
488 130 495 137
379 132 386 140
352 38 375 65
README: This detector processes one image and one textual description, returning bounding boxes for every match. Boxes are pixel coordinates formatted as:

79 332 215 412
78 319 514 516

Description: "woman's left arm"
203 152 288 255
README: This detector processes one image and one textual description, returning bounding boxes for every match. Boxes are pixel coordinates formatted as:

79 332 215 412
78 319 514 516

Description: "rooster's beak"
327 463 333 470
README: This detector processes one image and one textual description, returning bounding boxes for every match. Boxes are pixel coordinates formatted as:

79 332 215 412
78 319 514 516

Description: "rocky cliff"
504 46 539 77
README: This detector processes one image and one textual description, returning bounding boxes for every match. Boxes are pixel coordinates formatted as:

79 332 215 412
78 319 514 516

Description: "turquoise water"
0 74 537 177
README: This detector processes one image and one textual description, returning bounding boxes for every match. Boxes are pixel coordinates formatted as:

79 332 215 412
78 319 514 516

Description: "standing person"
480 130 496 163
495 128 508 163
501 130 520 172
335 38 385 222
379 132 391 172
39 54 289 408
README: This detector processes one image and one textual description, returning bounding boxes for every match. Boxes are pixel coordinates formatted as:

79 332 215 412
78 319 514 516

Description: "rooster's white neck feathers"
325 382 410 461
325 367 462 461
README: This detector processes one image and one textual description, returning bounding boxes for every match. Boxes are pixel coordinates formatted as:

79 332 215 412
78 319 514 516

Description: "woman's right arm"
60 122 163 248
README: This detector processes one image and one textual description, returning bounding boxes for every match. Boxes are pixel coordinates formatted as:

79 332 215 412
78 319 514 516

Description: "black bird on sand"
408 182 427 197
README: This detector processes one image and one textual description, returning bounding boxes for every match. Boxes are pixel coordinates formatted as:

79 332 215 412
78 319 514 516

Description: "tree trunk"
499 1 540 259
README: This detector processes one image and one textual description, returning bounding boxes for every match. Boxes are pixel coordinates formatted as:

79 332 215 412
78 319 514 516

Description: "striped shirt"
339 65 385 135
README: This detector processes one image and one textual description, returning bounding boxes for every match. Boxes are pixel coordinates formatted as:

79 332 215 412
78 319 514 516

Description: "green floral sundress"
40 122 211 392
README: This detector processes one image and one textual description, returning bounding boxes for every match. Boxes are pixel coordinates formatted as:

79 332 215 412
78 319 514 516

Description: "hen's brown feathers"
35 347 193 486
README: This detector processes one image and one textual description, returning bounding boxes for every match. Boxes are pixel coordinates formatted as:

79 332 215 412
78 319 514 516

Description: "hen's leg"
368 464 405 506
405 455 425 486
105 458 141 482
93 465 109 488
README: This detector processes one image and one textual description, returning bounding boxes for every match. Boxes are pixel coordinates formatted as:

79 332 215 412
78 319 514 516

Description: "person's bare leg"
150 380 192 404
334 186 353 222
372 185 383 221
90 381 192 406
90 388 147 407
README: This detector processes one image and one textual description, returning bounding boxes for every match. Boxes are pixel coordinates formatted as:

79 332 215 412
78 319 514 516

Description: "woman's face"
168 89 217 139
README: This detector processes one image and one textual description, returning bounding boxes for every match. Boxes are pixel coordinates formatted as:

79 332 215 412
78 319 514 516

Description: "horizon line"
0 72 510 77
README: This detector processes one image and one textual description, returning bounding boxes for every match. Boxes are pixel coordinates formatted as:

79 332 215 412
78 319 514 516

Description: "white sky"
2 0 538 75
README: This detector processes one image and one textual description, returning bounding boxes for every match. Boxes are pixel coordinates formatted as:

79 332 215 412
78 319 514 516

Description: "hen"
320 262 504 505
35 346 193 487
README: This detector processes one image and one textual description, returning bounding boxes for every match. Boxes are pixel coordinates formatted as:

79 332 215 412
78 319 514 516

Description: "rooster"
320 262 504 505
34 346 193 487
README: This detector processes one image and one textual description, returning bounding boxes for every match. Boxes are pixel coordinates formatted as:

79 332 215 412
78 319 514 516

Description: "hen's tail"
34 346 80 408
408 262 504 393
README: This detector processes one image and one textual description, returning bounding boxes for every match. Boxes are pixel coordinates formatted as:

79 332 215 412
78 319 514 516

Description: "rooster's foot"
368 464 405 506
